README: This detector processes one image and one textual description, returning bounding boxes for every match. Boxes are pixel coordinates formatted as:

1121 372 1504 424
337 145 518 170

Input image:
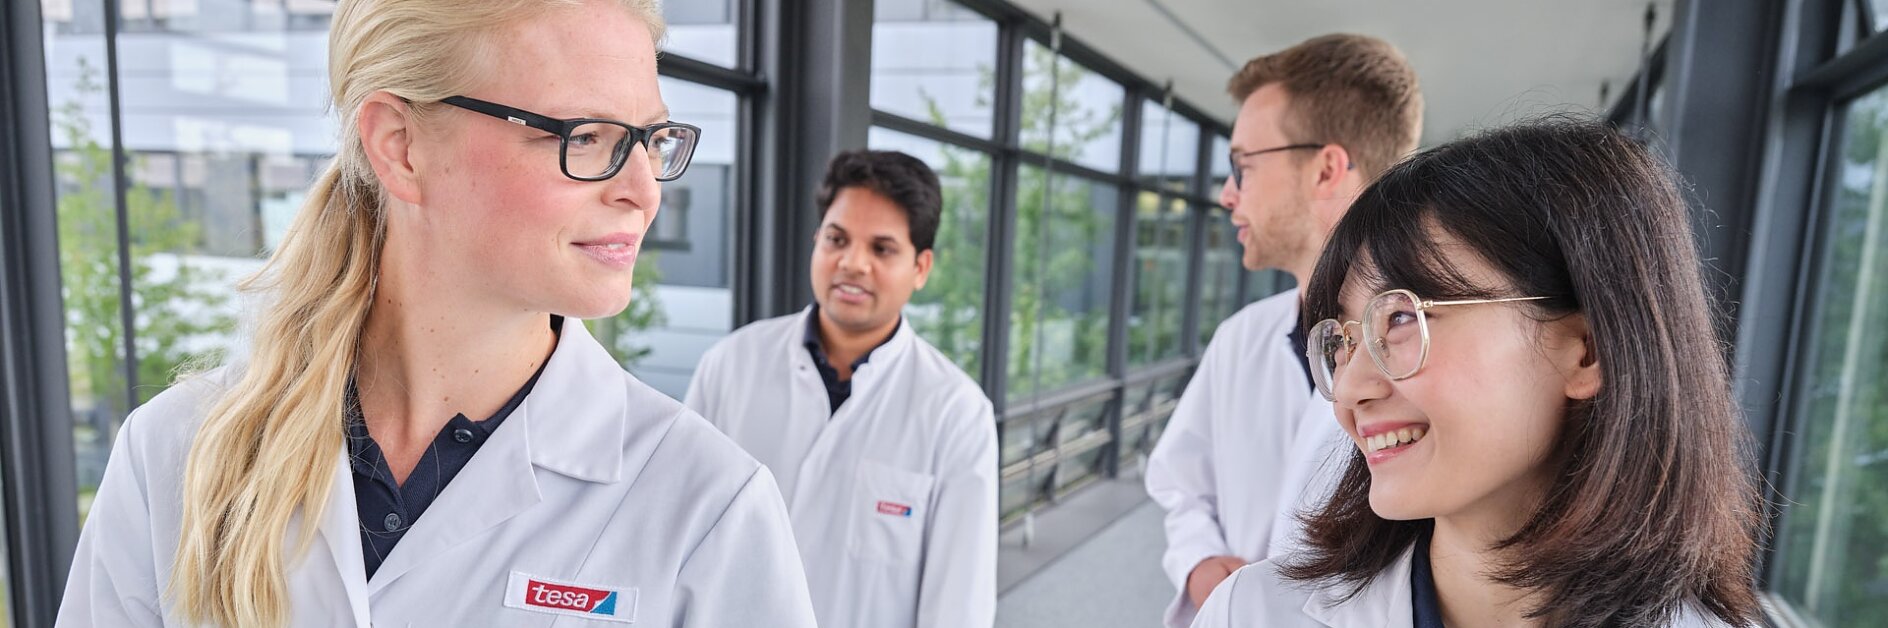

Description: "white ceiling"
1004 0 1674 146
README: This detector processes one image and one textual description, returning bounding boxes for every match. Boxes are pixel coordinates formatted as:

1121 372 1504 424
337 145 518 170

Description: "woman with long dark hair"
1191 118 1765 627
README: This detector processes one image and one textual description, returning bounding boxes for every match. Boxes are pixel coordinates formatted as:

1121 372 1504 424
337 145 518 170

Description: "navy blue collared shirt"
1287 322 1314 390
344 347 550 579
1411 522 1445 628
802 305 898 414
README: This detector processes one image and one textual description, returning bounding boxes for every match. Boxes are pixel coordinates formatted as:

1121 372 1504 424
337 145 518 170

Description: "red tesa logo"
526 579 621 615
876 500 914 517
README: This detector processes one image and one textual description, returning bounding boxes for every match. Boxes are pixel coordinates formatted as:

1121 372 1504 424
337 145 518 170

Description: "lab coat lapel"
843 316 912 401
312 450 374 626
1302 545 1417 628
365 405 541 595
785 308 913 483
366 318 632 595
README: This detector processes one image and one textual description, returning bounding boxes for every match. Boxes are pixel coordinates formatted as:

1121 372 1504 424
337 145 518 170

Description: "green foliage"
584 251 666 367
1127 194 1187 365
1773 88 1888 626
54 57 235 426
1005 47 1119 399
917 44 1121 398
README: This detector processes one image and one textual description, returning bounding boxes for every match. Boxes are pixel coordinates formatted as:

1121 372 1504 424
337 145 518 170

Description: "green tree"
1005 46 1119 399
55 58 235 438
584 251 665 367
1127 194 1187 365
56 59 237 521
1773 88 1888 627
917 45 1121 398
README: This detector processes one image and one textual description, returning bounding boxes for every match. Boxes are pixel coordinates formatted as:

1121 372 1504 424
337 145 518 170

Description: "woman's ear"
1556 313 1602 401
358 91 424 206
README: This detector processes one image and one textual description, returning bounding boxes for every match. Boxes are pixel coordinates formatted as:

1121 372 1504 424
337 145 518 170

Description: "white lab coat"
1145 290 1350 628
683 308 998 628
1191 550 1739 627
57 319 819 628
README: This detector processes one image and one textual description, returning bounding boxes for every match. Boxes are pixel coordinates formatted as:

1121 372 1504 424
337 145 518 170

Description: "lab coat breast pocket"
847 460 935 564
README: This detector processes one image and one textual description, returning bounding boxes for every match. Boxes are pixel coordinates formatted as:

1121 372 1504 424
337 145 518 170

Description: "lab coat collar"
1302 544 1417 628
790 306 914 380
522 317 629 483
315 450 375 626
358 318 631 595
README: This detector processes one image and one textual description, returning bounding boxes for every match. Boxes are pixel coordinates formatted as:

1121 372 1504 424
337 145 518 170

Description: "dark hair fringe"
1285 115 1767 627
814 149 943 252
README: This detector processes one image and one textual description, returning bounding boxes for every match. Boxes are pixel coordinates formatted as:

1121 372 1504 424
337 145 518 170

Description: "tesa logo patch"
876 500 914 517
505 571 637 623
527 580 617 614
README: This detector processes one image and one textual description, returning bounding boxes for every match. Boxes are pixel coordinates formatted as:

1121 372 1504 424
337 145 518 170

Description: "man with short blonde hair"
1145 33 1422 628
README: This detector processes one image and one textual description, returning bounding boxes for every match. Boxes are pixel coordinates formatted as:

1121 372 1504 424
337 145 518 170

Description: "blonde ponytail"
169 1 664 625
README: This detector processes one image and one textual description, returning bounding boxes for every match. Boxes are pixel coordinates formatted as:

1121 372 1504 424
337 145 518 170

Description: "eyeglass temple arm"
1420 296 1552 308
441 96 564 136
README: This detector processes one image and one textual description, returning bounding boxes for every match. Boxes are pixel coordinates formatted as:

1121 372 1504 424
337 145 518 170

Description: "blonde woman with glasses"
55 1 817 626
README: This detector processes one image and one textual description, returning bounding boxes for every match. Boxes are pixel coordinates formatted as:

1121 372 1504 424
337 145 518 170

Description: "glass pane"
1774 85 1888 626
663 0 739 68
592 78 739 399
1245 268 1289 305
1138 99 1200 190
1008 166 1116 400
868 127 990 378
1197 209 1242 347
870 0 996 138
1210 134 1231 192
1021 40 1124 174
45 0 129 526
49 0 331 523
1128 192 1189 366
1872 0 1887 32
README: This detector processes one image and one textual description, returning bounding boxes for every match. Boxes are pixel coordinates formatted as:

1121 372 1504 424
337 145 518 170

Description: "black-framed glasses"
441 95 701 182
1228 143 1325 190
1306 288 1550 401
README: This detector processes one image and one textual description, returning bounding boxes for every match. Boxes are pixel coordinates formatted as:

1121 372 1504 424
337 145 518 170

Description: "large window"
1773 84 1888 627
662 0 740 68
40 0 752 522
1021 40 1124 174
1210 134 1232 195
1197 211 1243 346
1139 98 1200 191
868 127 990 375
1128 193 1189 366
870 0 997 138
594 78 742 398
1007 166 1116 400
45 0 312 520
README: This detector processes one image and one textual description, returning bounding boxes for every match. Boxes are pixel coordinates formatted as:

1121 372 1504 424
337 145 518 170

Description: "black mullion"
949 0 1230 130
872 109 1005 154
1740 0 1849 592
1794 29 1888 93
102 0 140 420
1021 150 1128 186
1756 95 1841 591
980 18 1023 411
737 0 757 74
2 0 84 623
1180 200 1207 356
1104 88 1141 479
659 53 766 93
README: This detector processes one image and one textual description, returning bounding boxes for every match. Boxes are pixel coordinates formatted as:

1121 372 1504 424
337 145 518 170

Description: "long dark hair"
1285 117 1764 626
